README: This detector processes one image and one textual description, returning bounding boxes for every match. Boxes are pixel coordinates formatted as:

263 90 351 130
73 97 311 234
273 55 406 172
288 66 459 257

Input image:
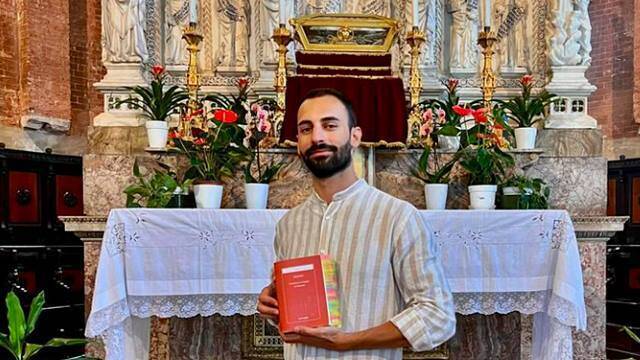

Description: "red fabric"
296 67 390 76
281 76 408 145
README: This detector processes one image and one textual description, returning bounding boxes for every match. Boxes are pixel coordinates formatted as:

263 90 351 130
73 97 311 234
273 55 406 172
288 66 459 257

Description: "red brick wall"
634 0 640 126
0 0 103 135
587 0 637 138
0 0 20 126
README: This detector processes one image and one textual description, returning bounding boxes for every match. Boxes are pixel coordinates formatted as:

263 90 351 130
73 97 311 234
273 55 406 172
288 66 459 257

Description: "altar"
69 208 595 360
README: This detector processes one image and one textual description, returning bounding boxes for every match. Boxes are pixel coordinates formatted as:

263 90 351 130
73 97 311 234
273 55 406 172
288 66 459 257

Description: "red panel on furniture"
8 171 39 224
55 175 84 216
281 76 407 145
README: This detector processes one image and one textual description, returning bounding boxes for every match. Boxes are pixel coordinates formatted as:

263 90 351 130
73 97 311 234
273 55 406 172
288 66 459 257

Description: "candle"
279 0 286 24
190 0 198 24
412 0 419 26
484 0 491 28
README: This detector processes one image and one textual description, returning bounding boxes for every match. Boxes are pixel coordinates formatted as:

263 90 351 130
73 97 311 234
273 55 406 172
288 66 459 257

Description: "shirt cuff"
390 307 433 352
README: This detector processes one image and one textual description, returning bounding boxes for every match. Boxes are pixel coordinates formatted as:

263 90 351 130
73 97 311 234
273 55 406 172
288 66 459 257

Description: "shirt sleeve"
389 209 456 351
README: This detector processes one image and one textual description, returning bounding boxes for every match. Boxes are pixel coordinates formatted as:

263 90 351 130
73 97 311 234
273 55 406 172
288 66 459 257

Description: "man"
257 88 456 359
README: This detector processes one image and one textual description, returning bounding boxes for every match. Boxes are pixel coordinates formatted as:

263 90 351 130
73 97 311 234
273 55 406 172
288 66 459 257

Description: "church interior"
0 0 639 359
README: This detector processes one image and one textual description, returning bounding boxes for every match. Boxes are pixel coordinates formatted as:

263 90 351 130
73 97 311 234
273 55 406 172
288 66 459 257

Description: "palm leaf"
6 292 25 359
25 291 44 336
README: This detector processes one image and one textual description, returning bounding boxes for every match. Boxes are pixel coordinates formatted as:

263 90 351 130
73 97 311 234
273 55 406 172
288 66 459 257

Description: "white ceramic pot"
245 183 269 209
468 184 498 210
424 183 448 210
514 127 537 150
146 120 169 149
193 184 223 209
437 135 461 152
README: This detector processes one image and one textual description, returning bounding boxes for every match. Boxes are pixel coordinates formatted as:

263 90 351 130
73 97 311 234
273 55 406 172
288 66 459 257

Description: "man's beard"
301 141 353 179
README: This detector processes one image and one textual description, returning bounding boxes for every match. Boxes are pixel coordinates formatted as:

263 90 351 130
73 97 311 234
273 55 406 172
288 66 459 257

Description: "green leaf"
25 291 44 336
43 338 87 347
0 332 18 360
6 291 25 359
23 343 43 360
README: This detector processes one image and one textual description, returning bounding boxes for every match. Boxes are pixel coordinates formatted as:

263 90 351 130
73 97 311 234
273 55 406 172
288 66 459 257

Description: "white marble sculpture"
575 0 592 66
260 0 295 64
102 0 149 63
406 0 439 66
299 0 343 15
215 0 251 71
449 0 479 72
164 0 189 65
348 0 391 16
548 0 591 66
494 0 529 72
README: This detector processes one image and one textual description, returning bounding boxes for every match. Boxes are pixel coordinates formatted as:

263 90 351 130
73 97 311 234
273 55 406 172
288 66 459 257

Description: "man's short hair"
299 88 358 128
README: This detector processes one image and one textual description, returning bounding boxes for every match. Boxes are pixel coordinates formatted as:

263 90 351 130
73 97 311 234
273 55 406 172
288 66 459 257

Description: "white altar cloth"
86 209 586 360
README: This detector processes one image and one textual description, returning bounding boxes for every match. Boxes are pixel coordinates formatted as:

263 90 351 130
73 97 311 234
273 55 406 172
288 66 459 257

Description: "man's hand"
256 283 279 322
280 326 352 351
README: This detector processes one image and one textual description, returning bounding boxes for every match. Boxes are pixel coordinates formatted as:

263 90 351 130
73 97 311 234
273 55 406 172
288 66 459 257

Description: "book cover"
274 254 341 333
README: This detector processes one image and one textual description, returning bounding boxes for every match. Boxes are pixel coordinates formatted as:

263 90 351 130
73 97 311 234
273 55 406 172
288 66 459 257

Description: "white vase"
245 183 269 209
193 184 223 209
468 185 498 210
424 183 448 210
514 127 537 150
437 135 461 152
146 120 169 149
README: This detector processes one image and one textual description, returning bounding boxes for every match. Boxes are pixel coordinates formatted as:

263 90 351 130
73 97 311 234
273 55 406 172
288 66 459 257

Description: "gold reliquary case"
289 14 400 53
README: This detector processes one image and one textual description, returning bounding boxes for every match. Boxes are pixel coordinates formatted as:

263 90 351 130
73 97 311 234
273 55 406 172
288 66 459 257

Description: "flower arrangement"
115 65 188 121
170 108 251 183
429 79 465 136
497 75 556 128
243 99 284 184
412 107 458 184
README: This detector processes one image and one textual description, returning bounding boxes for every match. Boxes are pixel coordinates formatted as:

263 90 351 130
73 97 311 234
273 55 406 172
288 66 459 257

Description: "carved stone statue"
259 0 294 64
449 0 478 72
415 0 439 66
348 0 390 16
215 0 251 70
494 0 528 71
575 0 592 65
548 0 583 66
102 0 149 63
165 0 189 65
299 0 342 15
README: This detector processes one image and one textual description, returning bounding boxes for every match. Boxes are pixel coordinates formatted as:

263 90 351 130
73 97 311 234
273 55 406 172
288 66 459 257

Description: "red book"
274 254 341 333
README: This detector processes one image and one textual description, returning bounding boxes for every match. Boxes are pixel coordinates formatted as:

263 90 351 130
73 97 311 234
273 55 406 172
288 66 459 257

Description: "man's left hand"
280 326 353 351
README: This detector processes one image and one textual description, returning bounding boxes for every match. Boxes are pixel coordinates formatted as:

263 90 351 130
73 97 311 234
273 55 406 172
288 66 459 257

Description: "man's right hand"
257 282 279 322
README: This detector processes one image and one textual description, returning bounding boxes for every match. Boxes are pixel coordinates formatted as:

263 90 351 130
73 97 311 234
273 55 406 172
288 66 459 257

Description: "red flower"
213 109 238 123
168 130 181 139
520 74 534 87
447 79 459 92
151 65 165 77
237 78 249 89
452 105 472 116
191 108 204 117
193 138 207 146
191 127 204 137
471 108 488 124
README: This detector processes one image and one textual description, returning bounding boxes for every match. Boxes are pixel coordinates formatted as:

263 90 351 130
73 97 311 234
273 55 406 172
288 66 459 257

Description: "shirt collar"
309 178 367 206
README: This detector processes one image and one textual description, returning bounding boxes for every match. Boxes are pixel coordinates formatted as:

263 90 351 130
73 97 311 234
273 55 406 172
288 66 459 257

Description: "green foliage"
243 98 283 184
411 147 459 184
458 146 514 185
124 161 193 208
114 69 188 122
0 291 86 360
502 175 550 209
496 77 556 128
621 326 640 344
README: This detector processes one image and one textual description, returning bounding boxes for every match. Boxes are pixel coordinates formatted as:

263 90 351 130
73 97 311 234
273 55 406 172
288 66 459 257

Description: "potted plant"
170 108 251 208
455 105 514 209
497 74 556 150
0 291 88 360
500 175 550 209
429 79 465 152
123 160 194 208
115 65 188 149
243 99 284 209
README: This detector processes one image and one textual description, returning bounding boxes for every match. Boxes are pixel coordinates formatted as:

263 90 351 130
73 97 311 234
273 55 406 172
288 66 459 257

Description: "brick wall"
587 0 637 138
634 0 640 126
0 0 20 126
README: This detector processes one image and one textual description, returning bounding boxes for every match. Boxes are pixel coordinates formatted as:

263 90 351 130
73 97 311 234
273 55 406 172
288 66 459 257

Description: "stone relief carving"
102 0 149 63
448 0 479 73
548 0 591 66
298 0 343 15
259 0 295 65
214 0 251 71
348 0 391 16
164 0 189 65
494 0 529 73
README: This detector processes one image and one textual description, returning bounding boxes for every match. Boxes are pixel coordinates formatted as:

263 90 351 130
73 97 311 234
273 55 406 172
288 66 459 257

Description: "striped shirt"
274 179 456 359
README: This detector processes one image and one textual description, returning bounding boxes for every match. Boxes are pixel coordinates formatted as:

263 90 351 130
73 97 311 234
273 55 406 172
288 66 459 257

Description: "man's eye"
299 127 311 134
325 123 337 129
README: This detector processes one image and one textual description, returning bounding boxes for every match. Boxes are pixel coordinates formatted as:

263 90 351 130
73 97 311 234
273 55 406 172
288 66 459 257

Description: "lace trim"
453 290 583 329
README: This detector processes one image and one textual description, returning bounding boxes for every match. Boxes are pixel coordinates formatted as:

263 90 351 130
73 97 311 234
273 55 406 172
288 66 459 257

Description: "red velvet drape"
281 76 408 145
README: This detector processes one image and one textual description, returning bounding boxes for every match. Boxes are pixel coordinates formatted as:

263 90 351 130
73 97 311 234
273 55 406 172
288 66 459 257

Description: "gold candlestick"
179 23 204 139
271 24 292 143
406 26 426 107
477 27 497 108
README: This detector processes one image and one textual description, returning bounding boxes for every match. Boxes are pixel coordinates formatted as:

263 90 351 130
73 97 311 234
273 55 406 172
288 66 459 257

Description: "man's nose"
311 126 327 143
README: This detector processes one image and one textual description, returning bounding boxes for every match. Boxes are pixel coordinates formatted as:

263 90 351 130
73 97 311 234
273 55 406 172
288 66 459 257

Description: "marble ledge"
60 214 628 243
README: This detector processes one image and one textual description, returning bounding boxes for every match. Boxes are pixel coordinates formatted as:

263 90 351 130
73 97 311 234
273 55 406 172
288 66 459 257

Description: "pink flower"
436 109 446 124
258 118 272 134
420 122 431 138
251 103 260 113
257 108 268 122
422 108 433 123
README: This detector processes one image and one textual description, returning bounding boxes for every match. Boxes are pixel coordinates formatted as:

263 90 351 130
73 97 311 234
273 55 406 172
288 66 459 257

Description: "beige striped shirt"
274 179 456 359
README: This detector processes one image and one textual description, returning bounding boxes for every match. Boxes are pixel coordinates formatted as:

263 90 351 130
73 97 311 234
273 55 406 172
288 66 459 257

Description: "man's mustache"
304 144 337 158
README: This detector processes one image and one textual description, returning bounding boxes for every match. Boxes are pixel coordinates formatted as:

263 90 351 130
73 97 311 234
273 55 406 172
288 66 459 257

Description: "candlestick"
484 0 491 28
190 0 198 24
412 0 419 26
477 28 497 107
279 0 286 24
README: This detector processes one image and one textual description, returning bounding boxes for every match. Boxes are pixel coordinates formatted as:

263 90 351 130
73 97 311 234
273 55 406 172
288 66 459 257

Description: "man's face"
296 95 362 179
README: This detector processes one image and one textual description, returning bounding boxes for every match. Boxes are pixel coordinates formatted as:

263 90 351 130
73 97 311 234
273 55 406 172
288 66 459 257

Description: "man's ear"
350 126 362 148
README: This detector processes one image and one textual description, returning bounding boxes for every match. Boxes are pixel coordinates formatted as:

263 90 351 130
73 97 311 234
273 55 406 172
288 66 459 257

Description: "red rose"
151 65 165 77
213 109 238 123
520 74 533 87
452 105 472 116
